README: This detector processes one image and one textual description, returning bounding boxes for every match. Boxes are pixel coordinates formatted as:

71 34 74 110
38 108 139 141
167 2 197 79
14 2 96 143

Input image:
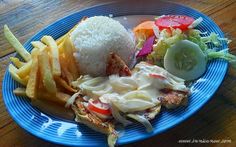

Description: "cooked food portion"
106 52 132 76
4 25 76 105
159 89 188 109
69 61 189 147
70 16 135 76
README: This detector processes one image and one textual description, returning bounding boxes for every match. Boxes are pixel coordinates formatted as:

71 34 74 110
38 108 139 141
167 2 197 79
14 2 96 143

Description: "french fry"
4 25 31 61
8 64 27 86
26 49 40 99
41 36 61 76
23 75 29 83
31 41 47 51
55 77 77 93
60 54 73 84
56 35 66 46
10 57 25 68
38 50 57 94
37 91 71 105
58 42 64 54
63 36 79 80
13 87 27 97
32 47 40 53
17 60 32 78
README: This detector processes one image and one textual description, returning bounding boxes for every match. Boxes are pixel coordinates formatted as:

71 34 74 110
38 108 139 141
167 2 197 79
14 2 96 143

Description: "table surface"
0 0 236 146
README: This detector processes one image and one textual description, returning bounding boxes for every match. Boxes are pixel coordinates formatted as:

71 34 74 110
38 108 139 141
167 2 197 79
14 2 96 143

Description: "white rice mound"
70 16 135 76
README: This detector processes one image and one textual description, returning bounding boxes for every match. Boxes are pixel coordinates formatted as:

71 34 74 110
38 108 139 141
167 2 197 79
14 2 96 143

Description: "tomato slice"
88 99 111 115
155 15 195 31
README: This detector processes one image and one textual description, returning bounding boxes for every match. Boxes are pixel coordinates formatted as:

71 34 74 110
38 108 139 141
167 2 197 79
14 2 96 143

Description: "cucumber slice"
164 40 207 81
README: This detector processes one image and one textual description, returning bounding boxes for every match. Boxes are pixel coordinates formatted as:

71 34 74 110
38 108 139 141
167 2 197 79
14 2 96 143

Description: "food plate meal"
2 1 235 147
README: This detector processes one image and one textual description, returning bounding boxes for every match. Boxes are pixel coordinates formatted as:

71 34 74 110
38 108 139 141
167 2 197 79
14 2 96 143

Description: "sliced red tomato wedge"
155 15 195 31
88 99 111 116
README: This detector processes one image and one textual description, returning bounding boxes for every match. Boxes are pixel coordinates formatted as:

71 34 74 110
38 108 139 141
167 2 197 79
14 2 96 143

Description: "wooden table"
0 0 236 146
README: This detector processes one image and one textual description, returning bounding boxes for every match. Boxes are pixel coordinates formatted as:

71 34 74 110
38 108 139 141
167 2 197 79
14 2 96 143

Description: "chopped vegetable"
149 73 166 80
87 99 111 119
108 133 118 147
65 91 81 108
133 21 155 39
155 15 195 31
207 49 236 68
142 15 236 81
79 77 107 91
201 32 231 46
147 28 185 64
187 29 208 51
122 91 153 103
126 114 153 132
110 101 132 126
188 17 203 29
164 40 207 80
136 36 155 57
112 99 155 113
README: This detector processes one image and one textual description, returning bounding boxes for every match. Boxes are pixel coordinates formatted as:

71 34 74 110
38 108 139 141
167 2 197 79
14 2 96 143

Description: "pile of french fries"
4 24 80 106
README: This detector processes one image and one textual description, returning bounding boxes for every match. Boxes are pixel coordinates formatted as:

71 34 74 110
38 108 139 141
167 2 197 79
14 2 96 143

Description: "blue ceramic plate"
2 0 228 146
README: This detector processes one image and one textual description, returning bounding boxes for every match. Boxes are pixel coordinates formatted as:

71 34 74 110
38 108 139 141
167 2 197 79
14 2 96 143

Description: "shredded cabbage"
187 29 235 67
188 17 203 29
147 28 185 65
146 19 235 70
153 25 160 39
201 32 231 46
135 31 147 49
207 49 236 68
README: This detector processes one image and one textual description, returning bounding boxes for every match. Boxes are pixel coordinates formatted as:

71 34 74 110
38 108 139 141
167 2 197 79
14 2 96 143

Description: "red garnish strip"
149 73 166 80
